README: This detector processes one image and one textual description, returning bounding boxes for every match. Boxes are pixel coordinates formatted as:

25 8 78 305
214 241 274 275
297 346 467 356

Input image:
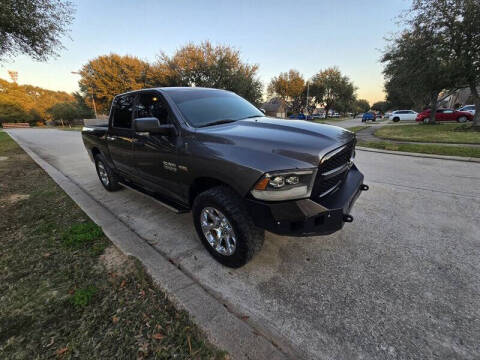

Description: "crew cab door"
107 94 136 174
132 91 182 201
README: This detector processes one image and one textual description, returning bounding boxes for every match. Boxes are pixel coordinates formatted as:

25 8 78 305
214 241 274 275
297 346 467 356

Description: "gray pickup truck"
82 87 368 267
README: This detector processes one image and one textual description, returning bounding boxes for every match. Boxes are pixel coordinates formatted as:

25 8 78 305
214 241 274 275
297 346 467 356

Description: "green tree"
409 0 480 127
0 0 74 61
310 67 356 117
371 101 390 113
382 25 455 123
0 78 73 123
0 102 31 124
78 54 154 114
352 99 370 118
72 92 94 118
268 69 306 113
47 102 79 126
158 42 263 106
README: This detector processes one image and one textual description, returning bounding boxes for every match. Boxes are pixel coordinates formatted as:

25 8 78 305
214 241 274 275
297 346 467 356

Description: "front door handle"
106 136 116 141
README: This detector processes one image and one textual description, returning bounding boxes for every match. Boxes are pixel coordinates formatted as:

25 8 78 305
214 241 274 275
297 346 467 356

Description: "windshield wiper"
240 114 265 120
198 119 237 128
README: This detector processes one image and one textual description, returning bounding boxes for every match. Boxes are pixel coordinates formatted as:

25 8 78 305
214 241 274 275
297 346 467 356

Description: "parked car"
312 113 326 119
362 112 376 122
289 113 313 120
82 88 368 267
375 112 383 119
384 112 391 119
457 105 476 115
416 108 473 123
390 110 418 122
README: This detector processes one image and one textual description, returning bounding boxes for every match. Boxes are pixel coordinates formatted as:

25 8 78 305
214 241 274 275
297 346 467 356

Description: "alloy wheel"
97 162 110 186
200 207 237 256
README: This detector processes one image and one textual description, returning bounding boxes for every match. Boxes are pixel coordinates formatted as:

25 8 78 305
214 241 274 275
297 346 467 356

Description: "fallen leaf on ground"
55 347 68 356
112 316 119 323
152 333 165 340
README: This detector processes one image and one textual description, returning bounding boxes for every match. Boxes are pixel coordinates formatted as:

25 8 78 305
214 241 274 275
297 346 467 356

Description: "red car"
416 108 473 123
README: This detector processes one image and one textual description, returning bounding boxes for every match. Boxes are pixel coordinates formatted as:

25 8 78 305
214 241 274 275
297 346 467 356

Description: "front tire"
457 116 467 123
393 117 400 122
192 186 264 268
94 154 122 191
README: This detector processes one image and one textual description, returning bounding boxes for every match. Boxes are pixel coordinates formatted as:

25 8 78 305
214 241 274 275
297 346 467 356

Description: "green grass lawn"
314 117 350 123
375 123 480 144
0 132 226 359
58 126 83 131
358 140 480 158
346 126 370 133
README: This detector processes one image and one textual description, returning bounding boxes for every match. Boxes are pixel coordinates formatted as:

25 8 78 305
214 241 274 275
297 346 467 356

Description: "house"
262 98 287 118
439 86 479 109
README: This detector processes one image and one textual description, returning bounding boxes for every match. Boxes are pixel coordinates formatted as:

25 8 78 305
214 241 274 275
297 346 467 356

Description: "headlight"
250 169 317 201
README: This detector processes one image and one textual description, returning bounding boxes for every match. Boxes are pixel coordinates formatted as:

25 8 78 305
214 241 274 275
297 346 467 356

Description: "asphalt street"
6 128 480 360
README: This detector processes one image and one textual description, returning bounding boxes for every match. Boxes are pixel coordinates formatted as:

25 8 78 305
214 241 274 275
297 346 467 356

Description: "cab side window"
135 93 169 124
112 95 135 128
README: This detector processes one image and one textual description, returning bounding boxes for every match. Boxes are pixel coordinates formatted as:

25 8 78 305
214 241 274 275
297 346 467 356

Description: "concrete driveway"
7 128 480 360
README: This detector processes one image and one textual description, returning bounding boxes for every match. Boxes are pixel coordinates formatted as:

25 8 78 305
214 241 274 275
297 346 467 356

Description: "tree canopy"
78 42 264 113
382 0 480 126
409 0 480 126
382 24 455 123
371 101 390 113
78 54 153 114
159 42 263 106
309 67 356 116
0 0 74 62
267 70 306 113
0 79 74 124
353 99 371 116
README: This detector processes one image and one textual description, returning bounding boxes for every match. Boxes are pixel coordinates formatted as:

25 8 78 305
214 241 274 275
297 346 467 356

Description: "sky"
0 0 410 104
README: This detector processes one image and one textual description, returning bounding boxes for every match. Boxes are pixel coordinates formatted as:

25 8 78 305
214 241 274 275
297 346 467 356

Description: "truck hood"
195 117 355 169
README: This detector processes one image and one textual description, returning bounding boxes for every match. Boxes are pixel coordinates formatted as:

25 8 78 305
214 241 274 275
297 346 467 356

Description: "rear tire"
457 116 467 123
94 154 122 191
393 117 400 122
192 186 264 268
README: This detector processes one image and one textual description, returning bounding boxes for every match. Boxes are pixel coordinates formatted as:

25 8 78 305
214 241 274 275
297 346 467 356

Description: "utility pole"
305 81 310 116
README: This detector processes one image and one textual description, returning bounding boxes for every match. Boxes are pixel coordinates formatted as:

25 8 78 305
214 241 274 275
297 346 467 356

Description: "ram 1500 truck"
82 87 368 267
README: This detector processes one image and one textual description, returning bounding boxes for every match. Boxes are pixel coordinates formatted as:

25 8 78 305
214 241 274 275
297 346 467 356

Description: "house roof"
262 98 285 112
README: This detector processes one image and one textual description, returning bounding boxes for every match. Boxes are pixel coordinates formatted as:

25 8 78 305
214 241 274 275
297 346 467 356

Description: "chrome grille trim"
318 180 342 198
320 144 348 164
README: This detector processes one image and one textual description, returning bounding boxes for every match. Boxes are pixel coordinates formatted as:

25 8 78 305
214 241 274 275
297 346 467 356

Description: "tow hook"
343 214 354 223
360 184 369 191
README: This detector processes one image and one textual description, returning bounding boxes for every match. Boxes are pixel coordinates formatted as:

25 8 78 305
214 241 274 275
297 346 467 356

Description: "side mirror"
134 117 174 135
260 108 266 114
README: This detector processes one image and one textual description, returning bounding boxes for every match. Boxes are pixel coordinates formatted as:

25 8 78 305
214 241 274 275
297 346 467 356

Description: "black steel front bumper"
244 165 367 236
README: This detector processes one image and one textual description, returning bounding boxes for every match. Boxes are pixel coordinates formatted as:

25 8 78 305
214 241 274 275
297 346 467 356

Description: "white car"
390 110 418 122
457 105 476 115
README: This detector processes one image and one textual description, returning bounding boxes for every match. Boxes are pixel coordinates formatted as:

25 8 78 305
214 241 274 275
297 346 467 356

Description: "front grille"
311 141 355 199
319 141 355 174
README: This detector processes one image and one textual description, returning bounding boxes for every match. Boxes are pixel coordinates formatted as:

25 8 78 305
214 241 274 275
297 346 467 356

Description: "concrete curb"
357 146 480 163
7 131 290 360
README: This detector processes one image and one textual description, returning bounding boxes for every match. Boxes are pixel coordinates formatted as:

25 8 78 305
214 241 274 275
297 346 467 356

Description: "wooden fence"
1 123 31 128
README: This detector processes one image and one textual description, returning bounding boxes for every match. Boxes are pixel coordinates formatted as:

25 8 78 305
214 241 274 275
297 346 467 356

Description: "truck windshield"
168 89 264 128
